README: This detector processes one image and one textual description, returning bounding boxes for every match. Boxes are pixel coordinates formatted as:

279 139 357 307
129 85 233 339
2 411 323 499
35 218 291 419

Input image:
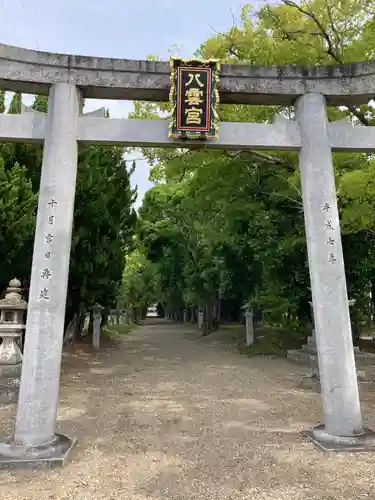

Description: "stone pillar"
0 83 80 466
183 309 188 323
296 93 372 448
92 303 103 349
197 309 204 330
245 307 254 346
307 298 356 358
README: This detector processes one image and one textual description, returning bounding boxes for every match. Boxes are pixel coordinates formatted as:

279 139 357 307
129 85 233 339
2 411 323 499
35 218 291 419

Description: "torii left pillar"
0 83 80 468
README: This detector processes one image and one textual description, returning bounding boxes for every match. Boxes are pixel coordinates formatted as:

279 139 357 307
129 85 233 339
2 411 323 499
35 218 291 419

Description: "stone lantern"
0 278 27 377
288 297 375 391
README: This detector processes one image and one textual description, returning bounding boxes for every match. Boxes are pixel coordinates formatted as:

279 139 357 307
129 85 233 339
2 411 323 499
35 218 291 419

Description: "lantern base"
0 433 77 470
0 375 20 404
0 363 21 378
0 334 23 368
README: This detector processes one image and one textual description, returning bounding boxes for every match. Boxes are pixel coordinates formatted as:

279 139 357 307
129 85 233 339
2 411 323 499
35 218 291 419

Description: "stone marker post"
241 302 254 346
92 303 104 349
0 83 80 467
245 307 254 346
197 309 204 330
296 93 374 450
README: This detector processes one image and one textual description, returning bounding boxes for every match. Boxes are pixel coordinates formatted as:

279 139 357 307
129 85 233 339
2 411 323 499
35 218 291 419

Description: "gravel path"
0 319 375 499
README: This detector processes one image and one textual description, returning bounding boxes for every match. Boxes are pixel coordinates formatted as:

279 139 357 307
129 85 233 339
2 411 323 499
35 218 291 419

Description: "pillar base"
0 433 77 470
298 370 372 393
302 424 375 452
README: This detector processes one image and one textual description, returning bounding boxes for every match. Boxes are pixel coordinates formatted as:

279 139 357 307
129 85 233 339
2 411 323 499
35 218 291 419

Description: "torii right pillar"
296 92 375 451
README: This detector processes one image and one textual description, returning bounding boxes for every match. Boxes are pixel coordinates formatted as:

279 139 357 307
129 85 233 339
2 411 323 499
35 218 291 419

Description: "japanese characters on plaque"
322 202 337 264
168 57 220 140
39 198 57 301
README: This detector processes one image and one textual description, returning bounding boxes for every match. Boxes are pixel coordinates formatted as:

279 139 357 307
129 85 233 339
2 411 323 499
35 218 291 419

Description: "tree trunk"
371 283 375 324
214 296 221 328
204 299 218 336
190 307 195 323
76 311 86 340
88 311 94 336
63 312 80 345
131 307 137 322
217 298 221 324
102 311 109 327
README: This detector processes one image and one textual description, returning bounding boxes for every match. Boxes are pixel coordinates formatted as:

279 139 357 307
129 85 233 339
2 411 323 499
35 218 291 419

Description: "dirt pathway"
0 319 374 500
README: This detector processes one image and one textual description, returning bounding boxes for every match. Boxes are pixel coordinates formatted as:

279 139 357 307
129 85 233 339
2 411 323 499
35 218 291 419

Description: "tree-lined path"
0 320 374 499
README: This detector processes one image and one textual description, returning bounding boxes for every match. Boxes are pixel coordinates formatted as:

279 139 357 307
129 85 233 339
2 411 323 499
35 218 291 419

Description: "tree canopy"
0 92 137 340
2 0 375 343
120 0 375 338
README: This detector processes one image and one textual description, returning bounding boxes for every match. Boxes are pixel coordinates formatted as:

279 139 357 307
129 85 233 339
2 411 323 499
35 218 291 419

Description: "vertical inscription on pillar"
38 198 58 301
322 203 337 263
48 198 58 208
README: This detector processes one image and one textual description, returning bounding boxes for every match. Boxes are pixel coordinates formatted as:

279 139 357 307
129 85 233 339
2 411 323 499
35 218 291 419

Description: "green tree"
133 0 375 339
8 92 22 114
0 157 37 293
0 93 138 342
119 246 157 321
65 144 137 338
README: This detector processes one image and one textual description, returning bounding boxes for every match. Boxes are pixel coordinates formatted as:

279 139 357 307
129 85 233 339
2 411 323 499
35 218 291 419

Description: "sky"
0 0 251 207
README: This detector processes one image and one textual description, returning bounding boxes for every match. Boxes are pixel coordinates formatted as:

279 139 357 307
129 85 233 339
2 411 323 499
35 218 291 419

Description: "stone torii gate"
0 44 375 467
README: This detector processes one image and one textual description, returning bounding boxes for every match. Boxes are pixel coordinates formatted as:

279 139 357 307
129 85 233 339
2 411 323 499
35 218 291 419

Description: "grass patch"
102 323 135 340
238 325 308 357
203 322 308 357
